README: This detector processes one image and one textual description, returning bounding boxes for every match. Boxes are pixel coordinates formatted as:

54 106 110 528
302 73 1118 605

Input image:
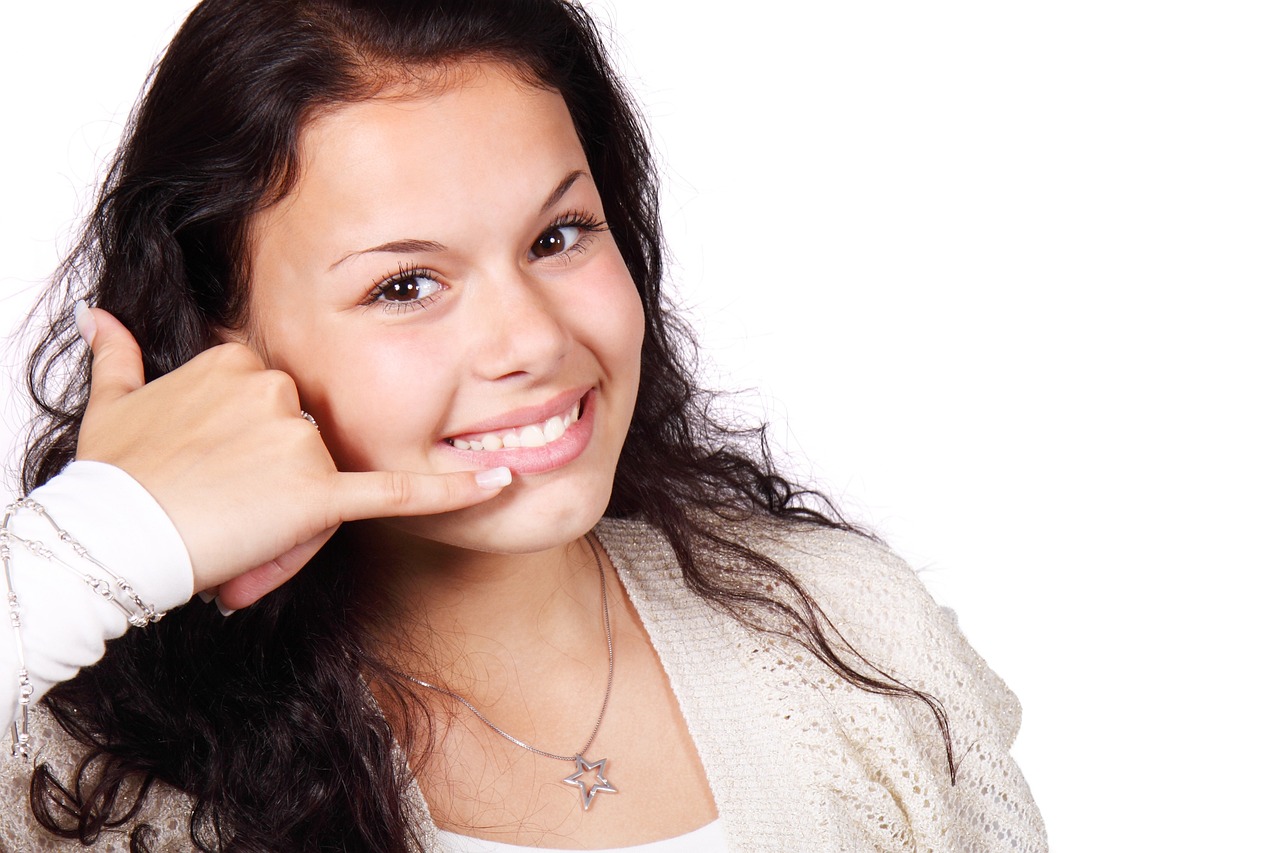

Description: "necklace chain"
407 535 614 764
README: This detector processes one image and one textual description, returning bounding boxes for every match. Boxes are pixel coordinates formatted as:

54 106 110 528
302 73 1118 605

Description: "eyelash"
536 210 608 264
363 264 445 315
362 211 609 314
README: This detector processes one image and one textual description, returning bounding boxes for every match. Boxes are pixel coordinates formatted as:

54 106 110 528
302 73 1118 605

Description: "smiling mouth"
445 397 584 452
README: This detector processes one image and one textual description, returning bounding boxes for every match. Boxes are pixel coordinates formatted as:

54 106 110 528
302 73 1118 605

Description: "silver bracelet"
1 497 165 760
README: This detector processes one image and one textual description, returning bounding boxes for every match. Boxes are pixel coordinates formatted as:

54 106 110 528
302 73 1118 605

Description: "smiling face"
245 63 645 556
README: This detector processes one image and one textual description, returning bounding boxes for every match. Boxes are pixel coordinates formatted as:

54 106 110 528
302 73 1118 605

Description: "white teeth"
449 399 582 451
519 425 546 447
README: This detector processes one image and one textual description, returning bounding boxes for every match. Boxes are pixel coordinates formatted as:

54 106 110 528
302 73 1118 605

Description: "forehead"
304 63 575 172
250 63 589 264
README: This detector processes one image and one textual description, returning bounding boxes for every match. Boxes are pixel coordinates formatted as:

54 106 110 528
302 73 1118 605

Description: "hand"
74 305 510 610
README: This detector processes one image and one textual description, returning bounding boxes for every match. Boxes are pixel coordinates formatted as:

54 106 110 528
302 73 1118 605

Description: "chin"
385 470 615 556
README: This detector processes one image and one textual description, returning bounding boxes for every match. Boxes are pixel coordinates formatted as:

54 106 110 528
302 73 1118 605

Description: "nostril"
468 273 573 381
476 321 571 382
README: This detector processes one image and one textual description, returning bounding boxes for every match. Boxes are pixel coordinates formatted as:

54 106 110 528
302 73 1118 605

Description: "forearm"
1 461 193 748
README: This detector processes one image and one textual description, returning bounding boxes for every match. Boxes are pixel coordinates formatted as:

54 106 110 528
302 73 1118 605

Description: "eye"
530 224 583 259
528 212 607 261
368 267 445 313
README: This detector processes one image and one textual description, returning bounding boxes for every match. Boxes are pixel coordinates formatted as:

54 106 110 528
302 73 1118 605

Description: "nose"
467 267 571 382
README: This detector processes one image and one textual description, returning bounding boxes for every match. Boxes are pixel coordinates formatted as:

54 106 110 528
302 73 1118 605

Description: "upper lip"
443 386 590 439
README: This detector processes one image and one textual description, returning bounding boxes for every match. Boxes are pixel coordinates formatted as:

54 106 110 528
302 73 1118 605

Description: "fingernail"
215 597 237 617
196 590 215 604
73 300 96 347
475 467 512 489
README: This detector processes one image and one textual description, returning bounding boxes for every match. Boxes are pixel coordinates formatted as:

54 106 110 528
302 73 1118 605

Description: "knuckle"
249 368 299 407
441 475 468 505
97 333 140 360
384 471 415 509
208 341 259 368
260 369 297 395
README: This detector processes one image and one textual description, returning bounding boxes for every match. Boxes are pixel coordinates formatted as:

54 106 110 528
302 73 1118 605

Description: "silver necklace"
408 536 618 811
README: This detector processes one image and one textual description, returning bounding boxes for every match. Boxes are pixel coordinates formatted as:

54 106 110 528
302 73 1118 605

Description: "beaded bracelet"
1 497 165 760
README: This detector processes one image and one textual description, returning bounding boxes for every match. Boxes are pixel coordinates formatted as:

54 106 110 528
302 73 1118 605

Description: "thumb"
78 301 146 406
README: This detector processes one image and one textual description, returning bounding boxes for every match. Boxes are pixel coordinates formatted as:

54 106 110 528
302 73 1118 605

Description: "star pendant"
563 754 618 810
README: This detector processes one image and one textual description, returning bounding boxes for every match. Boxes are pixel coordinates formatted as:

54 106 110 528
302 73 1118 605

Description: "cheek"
578 258 646 383
273 323 458 473
615 294 646 389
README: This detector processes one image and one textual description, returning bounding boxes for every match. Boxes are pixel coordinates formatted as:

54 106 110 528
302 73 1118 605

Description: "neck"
348 521 608 702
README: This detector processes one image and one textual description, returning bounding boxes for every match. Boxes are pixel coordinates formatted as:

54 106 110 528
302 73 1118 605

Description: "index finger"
328 466 512 523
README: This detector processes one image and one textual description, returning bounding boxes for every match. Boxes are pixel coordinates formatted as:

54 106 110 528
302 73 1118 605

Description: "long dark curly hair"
22 0 953 849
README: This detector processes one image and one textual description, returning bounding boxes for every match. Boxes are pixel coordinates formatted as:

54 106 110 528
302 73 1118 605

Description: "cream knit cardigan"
2 518 1047 851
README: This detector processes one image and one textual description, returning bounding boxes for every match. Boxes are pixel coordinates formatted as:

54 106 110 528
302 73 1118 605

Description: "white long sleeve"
2 461 194 734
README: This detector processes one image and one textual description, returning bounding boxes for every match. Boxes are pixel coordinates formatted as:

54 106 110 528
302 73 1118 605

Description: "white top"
1 461 195 732
0 467 1048 851
437 820 728 853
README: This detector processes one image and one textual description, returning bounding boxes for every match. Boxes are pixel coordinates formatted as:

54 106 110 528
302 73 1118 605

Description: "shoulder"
600 512 919 596
0 704 195 851
746 520 932 616
738 522 1049 850
755 520 1026 746
598 515 1023 750
598 516 1047 850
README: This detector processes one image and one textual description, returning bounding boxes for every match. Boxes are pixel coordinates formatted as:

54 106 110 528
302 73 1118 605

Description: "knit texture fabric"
587 518 1046 853
1 518 1046 851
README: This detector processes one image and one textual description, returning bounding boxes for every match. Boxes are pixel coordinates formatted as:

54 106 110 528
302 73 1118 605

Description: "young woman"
1 1 1046 850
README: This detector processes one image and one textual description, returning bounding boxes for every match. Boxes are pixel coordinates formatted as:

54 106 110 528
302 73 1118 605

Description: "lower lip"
440 391 596 476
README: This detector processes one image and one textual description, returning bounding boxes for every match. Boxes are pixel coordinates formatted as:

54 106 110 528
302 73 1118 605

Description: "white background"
3 2 1278 849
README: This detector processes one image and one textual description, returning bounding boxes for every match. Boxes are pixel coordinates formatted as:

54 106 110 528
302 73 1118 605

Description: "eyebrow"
327 169 589 271
327 237 446 271
539 169 586 216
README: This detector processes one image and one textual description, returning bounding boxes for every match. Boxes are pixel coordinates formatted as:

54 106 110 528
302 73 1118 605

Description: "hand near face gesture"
73 305 510 610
